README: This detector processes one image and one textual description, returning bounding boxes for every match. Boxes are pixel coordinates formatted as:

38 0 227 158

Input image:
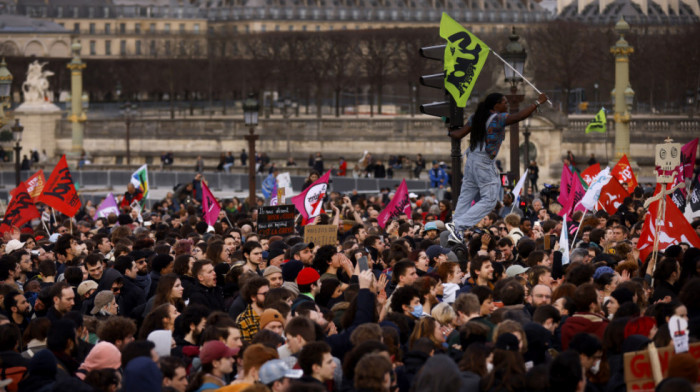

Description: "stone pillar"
610 17 634 160
67 41 86 158
14 104 62 158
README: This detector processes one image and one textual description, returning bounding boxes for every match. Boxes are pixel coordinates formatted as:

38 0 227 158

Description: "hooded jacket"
118 274 146 318
76 342 121 380
560 312 609 350
17 349 56 392
122 357 163 392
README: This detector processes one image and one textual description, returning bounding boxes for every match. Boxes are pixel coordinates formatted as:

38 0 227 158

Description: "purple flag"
377 179 412 229
93 193 119 219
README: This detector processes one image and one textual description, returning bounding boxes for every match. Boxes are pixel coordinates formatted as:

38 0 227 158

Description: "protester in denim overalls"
446 92 548 243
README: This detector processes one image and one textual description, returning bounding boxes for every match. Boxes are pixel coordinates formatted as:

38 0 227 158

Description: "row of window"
61 22 201 34
88 40 202 56
60 21 371 35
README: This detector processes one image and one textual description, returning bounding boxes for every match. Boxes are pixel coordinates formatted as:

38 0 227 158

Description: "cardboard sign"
304 225 338 247
257 204 295 237
624 341 700 391
655 142 681 183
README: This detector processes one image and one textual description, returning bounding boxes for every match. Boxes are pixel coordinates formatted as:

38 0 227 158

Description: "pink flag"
291 170 331 226
201 181 221 226
560 176 586 219
557 164 573 207
93 193 119 219
377 179 412 229
681 138 698 180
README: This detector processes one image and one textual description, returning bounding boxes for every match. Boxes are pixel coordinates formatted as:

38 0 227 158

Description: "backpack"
0 365 27 392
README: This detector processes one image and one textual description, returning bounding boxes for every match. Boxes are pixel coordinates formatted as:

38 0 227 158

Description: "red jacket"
560 312 609 350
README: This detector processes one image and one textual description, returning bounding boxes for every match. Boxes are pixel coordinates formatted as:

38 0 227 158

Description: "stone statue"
22 61 53 104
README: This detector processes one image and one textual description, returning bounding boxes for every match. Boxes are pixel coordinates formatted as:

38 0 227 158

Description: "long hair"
154 273 185 310
206 240 227 265
139 304 173 339
470 93 504 151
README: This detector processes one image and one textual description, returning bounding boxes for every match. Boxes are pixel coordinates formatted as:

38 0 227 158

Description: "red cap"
200 341 239 364
296 267 320 285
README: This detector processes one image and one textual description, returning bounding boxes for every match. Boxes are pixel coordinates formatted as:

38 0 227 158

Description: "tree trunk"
334 88 341 117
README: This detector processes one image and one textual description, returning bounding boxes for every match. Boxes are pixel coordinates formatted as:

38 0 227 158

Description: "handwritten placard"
257 204 295 237
304 225 338 247
623 341 700 391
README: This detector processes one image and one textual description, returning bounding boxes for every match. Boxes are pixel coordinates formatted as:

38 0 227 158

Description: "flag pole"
41 218 51 234
568 206 588 252
224 212 234 228
489 50 553 107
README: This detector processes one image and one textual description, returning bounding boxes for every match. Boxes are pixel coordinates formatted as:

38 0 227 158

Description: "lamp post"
12 119 23 186
122 102 136 166
503 27 527 177
593 83 599 108
243 94 260 207
282 96 293 156
610 17 634 160
523 118 531 169
0 59 13 126
67 41 87 159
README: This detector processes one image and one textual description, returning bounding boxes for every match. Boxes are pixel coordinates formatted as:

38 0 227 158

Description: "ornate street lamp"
243 94 260 206
0 59 13 126
12 119 23 186
503 28 527 91
624 85 635 112
502 27 527 177
122 102 136 166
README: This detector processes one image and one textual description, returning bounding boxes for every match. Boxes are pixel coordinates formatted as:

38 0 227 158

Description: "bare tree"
356 29 400 116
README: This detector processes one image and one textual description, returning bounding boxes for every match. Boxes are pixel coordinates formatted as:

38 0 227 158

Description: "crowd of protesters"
0 167 698 392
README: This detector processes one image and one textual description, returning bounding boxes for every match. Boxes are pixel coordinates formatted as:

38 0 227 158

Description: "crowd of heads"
0 178 698 392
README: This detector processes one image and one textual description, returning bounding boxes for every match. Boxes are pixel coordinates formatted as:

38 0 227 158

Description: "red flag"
10 170 45 203
637 192 700 263
0 183 41 234
581 163 601 186
611 154 638 192
681 138 698 180
596 178 629 215
201 181 221 227
377 179 412 229
291 170 331 225
557 164 574 207
37 155 81 217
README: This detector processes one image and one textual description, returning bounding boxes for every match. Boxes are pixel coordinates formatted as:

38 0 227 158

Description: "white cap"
5 239 25 254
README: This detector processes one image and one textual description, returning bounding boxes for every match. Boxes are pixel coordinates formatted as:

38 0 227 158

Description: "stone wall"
49 113 699 185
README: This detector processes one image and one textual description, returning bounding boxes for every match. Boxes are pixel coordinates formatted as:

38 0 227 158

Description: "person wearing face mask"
388 286 423 333
568 332 604 392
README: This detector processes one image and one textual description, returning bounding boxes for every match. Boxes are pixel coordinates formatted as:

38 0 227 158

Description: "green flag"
585 108 606 134
439 13 490 108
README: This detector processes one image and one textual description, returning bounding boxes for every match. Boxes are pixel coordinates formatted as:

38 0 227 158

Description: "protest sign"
304 225 338 247
623 342 700 391
257 205 295 237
